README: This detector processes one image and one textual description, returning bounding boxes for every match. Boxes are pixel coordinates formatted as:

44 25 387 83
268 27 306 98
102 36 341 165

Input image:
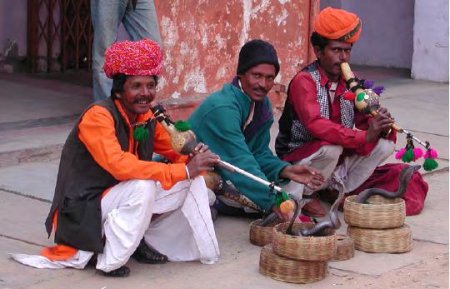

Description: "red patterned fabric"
103 38 163 78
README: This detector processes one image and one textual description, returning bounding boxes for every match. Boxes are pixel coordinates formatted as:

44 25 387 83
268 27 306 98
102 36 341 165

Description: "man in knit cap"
275 7 396 216
189 39 325 220
11 39 220 277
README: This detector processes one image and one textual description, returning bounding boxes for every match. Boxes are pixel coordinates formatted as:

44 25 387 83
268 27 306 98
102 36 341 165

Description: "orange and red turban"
103 38 163 78
314 7 362 44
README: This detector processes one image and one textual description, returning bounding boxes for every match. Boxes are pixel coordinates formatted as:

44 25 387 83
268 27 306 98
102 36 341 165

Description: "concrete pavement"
0 68 448 289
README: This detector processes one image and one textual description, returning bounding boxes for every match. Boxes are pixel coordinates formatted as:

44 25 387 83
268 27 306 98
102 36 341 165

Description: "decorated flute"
340 62 438 171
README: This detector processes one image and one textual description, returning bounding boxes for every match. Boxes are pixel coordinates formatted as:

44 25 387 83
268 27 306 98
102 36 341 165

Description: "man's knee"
130 179 157 203
374 139 395 158
317 145 343 162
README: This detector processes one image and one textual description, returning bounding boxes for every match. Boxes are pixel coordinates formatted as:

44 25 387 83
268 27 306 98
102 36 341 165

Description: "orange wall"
154 0 319 115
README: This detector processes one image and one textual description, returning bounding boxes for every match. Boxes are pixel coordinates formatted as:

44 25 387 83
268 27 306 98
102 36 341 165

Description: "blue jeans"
91 0 162 101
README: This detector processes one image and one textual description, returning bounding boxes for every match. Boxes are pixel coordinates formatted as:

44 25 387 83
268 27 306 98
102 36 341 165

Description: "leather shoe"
99 265 130 277
131 239 168 264
301 198 327 218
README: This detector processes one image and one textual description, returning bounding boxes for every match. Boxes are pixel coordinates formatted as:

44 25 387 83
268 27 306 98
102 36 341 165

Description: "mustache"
133 97 152 104
254 87 268 94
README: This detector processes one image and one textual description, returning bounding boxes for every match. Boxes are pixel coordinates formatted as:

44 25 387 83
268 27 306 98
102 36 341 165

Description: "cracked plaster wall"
153 0 319 102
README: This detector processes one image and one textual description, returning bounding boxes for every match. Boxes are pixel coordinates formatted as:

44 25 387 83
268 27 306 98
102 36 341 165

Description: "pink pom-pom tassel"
395 148 406 160
413 148 423 160
424 149 438 159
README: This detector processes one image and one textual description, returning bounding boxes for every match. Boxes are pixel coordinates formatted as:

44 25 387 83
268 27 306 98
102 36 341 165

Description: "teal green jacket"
189 83 290 212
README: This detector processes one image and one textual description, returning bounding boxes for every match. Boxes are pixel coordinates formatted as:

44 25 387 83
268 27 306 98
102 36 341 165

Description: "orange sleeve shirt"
78 104 188 190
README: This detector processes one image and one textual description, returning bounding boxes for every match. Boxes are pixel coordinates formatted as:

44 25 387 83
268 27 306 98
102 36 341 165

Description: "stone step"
0 122 73 168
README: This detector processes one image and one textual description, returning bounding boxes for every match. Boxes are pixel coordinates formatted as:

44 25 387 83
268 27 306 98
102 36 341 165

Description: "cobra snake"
354 164 421 203
285 197 311 235
296 165 420 236
296 191 345 237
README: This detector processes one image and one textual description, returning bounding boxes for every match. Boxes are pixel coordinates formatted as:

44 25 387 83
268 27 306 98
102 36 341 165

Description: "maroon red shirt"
281 64 396 163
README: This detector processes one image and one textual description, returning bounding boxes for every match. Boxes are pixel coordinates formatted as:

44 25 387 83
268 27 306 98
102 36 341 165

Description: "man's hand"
190 142 210 155
280 165 325 191
186 144 220 178
366 107 394 142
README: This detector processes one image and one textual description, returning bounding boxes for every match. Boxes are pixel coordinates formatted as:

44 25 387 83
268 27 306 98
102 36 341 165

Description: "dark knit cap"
237 39 280 76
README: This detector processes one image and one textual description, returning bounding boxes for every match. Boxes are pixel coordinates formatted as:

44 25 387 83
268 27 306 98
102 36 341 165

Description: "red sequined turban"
103 38 163 78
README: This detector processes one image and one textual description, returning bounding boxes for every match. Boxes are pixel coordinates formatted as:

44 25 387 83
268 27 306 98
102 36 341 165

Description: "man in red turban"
275 7 396 217
11 39 220 277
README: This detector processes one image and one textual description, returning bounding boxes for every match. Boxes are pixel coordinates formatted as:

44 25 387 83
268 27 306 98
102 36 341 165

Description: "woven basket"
347 224 412 253
332 234 354 261
259 245 328 284
272 222 337 261
249 219 280 247
344 195 406 229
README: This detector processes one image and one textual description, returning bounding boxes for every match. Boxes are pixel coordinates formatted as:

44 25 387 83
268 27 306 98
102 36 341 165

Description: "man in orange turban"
11 39 220 277
275 7 396 217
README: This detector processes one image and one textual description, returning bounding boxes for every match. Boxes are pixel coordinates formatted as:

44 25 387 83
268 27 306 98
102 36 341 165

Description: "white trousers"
282 139 395 198
11 177 219 272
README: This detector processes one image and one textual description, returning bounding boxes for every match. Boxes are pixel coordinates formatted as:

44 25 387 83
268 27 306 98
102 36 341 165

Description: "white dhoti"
11 176 220 272
282 139 395 197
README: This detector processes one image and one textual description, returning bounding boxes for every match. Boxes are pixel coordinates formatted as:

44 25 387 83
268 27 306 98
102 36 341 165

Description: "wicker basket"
344 195 406 229
259 245 328 284
249 219 280 247
272 222 337 261
347 224 412 253
332 234 354 261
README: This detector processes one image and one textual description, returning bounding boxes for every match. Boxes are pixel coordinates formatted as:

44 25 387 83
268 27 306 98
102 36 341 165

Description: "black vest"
45 98 155 253
276 62 354 158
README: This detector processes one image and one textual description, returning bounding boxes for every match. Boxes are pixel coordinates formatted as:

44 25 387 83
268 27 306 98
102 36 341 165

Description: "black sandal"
99 265 130 277
131 239 168 264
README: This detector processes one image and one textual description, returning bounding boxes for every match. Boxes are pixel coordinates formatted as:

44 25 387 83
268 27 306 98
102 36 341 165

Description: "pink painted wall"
154 0 319 106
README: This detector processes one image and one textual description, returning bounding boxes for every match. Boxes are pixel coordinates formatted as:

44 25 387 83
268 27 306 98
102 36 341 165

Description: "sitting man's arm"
279 165 325 191
247 109 325 191
79 106 188 190
353 106 397 155
190 105 281 213
290 73 367 148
